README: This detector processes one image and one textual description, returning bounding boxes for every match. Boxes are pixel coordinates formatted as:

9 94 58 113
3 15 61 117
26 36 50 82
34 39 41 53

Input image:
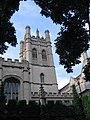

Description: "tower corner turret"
25 25 31 40
45 29 50 42
36 29 40 38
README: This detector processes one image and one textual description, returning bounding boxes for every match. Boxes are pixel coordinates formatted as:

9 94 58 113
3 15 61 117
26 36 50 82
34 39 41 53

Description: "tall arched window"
40 73 44 83
4 77 20 102
42 49 47 60
32 48 37 60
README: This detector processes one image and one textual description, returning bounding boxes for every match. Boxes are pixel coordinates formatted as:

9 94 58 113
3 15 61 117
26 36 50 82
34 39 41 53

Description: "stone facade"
0 58 30 101
0 25 73 105
19 26 58 94
59 51 90 96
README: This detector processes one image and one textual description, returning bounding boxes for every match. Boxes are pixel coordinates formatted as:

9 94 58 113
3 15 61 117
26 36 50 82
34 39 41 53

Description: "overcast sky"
1 1 89 89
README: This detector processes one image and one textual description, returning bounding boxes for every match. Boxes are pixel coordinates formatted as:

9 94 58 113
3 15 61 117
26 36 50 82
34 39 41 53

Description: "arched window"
32 48 37 60
40 73 44 83
4 77 20 102
42 49 47 60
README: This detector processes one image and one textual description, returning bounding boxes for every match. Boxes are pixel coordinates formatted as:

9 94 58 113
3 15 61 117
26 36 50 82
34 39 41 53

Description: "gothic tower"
20 25 58 94
82 51 88 68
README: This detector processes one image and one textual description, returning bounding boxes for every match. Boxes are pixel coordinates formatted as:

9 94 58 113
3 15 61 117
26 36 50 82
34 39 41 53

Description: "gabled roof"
59 83 70 94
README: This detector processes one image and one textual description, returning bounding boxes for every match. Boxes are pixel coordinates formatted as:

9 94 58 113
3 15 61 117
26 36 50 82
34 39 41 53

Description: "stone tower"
82 51 88 68
20 25 58 94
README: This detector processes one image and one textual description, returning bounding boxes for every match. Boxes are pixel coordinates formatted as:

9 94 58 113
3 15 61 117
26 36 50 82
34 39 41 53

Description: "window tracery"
4 77 20 102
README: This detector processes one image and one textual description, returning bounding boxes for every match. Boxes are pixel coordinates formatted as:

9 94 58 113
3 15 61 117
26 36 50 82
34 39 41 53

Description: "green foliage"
82 95 90 120
34 0 88 23
0 80 6 114
72 85 85 120
46 101 75 120
34 0 90 73
3 97 90 120
40 105 49 120
6 99 17 114
28 100 40 114
55 16 89 72
46 101 54 109
72 85 81 111
0 0 26 54
0 98 85 120
17 100 27 114
27 100 40 118
83 58 90 81
0 80 6 120
18 99 27 105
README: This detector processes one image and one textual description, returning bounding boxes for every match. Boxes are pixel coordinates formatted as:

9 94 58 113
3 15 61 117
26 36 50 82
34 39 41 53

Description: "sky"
0 1 89 89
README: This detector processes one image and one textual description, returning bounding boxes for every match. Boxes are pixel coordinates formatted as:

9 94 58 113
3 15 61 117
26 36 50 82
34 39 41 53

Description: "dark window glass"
40 73 44 83
42 50 47 60
4 77 20 102
32 48 37 60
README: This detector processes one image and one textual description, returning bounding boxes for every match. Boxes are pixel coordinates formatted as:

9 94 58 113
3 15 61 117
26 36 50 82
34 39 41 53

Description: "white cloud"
57 77 69 89
56 65 64 71
19 1 40 17
0 44 20 60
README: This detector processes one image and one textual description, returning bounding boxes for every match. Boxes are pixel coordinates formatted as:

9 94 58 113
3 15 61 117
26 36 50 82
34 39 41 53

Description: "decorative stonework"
0 26 73 105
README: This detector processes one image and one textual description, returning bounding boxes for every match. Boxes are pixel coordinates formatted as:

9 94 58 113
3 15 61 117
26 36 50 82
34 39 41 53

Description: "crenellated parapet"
23 25 50 42
0 57 29 69
31 92 73 105
31 92 73 97
0 57 20 64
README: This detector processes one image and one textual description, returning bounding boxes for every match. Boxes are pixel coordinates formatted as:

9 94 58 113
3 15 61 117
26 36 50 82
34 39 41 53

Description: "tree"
82 95 90 120
0 0 26 54
72 85 85 120
46 101 75 120
0 79 6 118
34 0 90 72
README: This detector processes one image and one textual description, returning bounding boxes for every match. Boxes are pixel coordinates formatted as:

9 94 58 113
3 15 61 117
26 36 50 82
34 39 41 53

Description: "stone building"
59 51 90 96
0 25 72 105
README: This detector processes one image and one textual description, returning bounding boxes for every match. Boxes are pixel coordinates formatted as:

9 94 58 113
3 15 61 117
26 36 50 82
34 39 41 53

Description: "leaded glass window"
4 77 20 102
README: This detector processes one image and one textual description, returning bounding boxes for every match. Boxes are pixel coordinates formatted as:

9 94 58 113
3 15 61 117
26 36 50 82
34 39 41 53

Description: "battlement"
24 25 50 42
0 57 29 69
31 92 73 105
31 92 73 98
7 58 20 63
0 57 20 63
31 35 46 41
